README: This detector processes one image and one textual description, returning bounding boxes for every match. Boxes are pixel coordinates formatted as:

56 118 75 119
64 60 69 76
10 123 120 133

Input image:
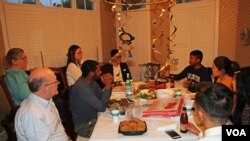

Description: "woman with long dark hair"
212 56 240 90
231 67 250 125
66 44 83 86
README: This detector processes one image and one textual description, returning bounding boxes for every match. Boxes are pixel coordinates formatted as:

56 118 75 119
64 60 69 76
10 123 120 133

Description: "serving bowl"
155 89 175 99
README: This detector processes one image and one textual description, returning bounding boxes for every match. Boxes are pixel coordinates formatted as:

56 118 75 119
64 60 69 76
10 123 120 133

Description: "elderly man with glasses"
15 68 68 141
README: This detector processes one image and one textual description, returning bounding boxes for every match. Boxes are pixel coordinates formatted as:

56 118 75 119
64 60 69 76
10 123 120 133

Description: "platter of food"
135 89 156 100
106 98 129 109
118 118 147 136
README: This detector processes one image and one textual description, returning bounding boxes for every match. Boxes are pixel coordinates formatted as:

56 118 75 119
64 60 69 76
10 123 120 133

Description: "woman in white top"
66 45 83 86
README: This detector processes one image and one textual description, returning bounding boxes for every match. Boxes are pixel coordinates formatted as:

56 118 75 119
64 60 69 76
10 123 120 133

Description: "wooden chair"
49 66 68 94
0 75 16 109
61 86 77 141
1 106 19 141
139 63 161 81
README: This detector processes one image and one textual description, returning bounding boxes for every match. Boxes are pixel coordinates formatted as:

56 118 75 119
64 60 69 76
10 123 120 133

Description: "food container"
155 89 175 99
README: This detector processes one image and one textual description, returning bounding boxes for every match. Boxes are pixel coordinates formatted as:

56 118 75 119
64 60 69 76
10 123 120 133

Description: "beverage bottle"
125 73 132 97
170 75 175 88
180 107 188 133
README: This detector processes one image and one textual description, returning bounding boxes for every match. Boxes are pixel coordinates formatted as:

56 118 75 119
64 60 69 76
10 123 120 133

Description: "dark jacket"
96 62 132 89
101 62 132 81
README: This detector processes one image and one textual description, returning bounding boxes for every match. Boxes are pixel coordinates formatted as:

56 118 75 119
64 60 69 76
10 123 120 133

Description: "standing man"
4 48 30 106
173 50 212 92
15 68 68 141
70 60 113 138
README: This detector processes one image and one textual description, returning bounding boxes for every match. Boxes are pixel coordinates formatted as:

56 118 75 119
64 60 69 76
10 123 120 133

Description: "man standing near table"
70 60 113 138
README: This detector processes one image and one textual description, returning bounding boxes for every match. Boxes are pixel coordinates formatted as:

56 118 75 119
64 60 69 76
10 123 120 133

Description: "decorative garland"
105 0 171 6
105 0 178 65
119 27 135 45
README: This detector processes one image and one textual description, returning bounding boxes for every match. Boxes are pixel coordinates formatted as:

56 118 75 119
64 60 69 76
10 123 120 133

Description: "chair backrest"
0 75 16 109
1 106 19 141
49 66 68 93
139 63 161 81
61 86 77 141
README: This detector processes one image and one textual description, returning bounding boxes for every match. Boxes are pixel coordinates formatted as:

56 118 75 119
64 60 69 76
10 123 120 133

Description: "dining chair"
139 63 161 81
49 66 68 94
0 75 16 109
60 86 77 141
1 106 19 141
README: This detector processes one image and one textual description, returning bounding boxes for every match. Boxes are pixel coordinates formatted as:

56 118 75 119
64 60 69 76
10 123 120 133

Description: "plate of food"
136 89 156 100
106 98 129 108
118 118 147 136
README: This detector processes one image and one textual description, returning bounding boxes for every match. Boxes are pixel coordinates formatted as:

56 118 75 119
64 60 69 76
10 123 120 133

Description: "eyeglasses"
113 56 122 60
16 56 27 61
75 51 82 55
44 80 60 86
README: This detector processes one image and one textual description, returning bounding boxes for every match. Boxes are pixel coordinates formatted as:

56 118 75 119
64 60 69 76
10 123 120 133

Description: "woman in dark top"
231 67 250 125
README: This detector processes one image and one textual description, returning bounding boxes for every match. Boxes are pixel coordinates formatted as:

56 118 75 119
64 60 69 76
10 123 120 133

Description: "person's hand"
162 68 170 78
185 122 201 136
101 73 113 89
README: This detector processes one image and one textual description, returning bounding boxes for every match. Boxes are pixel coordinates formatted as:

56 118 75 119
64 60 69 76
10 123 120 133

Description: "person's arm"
5 71 30 104
185 122 201 136
173 66 189 80
83 83 111 112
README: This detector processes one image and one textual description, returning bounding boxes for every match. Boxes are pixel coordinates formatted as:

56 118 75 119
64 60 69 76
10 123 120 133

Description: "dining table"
89 81 199 141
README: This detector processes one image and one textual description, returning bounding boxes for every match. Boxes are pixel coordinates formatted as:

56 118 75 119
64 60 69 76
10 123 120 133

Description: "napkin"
156 123 177 131
146 118 178 131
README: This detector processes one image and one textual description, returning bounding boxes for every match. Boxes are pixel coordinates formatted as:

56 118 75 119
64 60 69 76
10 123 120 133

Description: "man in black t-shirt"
173 50 212 92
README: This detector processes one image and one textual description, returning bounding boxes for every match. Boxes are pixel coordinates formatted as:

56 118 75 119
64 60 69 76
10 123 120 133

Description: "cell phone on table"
165 130 181 139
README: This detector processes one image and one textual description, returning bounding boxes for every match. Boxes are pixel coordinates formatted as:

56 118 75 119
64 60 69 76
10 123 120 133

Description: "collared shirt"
113 65 123 82
15 93 68 141
199 126 222 141
4 68 30 106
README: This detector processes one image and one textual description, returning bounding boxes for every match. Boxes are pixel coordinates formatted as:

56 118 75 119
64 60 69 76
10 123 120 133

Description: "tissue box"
142 97 184 117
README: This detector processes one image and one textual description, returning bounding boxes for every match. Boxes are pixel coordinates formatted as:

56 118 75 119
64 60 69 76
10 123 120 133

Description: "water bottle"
125 73 132 97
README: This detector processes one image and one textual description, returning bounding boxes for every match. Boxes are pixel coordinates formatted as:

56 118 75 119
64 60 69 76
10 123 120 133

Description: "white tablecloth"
89 111 198 141
89 81 198 141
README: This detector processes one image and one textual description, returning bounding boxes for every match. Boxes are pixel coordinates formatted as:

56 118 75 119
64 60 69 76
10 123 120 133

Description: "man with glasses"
4 48 31 106
100 49 132 87
15 68 68 141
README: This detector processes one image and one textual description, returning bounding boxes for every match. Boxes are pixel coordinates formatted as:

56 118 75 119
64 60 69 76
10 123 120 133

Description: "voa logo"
226 129 246 136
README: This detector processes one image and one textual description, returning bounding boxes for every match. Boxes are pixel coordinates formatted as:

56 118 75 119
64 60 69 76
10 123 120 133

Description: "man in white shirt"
185 83 234 141
15 68 68 141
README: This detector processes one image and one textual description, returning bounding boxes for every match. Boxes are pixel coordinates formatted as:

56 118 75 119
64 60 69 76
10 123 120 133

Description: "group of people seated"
2 46 250 141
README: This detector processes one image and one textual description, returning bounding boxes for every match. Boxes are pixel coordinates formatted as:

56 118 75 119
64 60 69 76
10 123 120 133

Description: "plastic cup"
111 110 119 123
185 105 193 116
119 106 126 116
175 91 182 98
132 105 142 118
125 106 132 120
